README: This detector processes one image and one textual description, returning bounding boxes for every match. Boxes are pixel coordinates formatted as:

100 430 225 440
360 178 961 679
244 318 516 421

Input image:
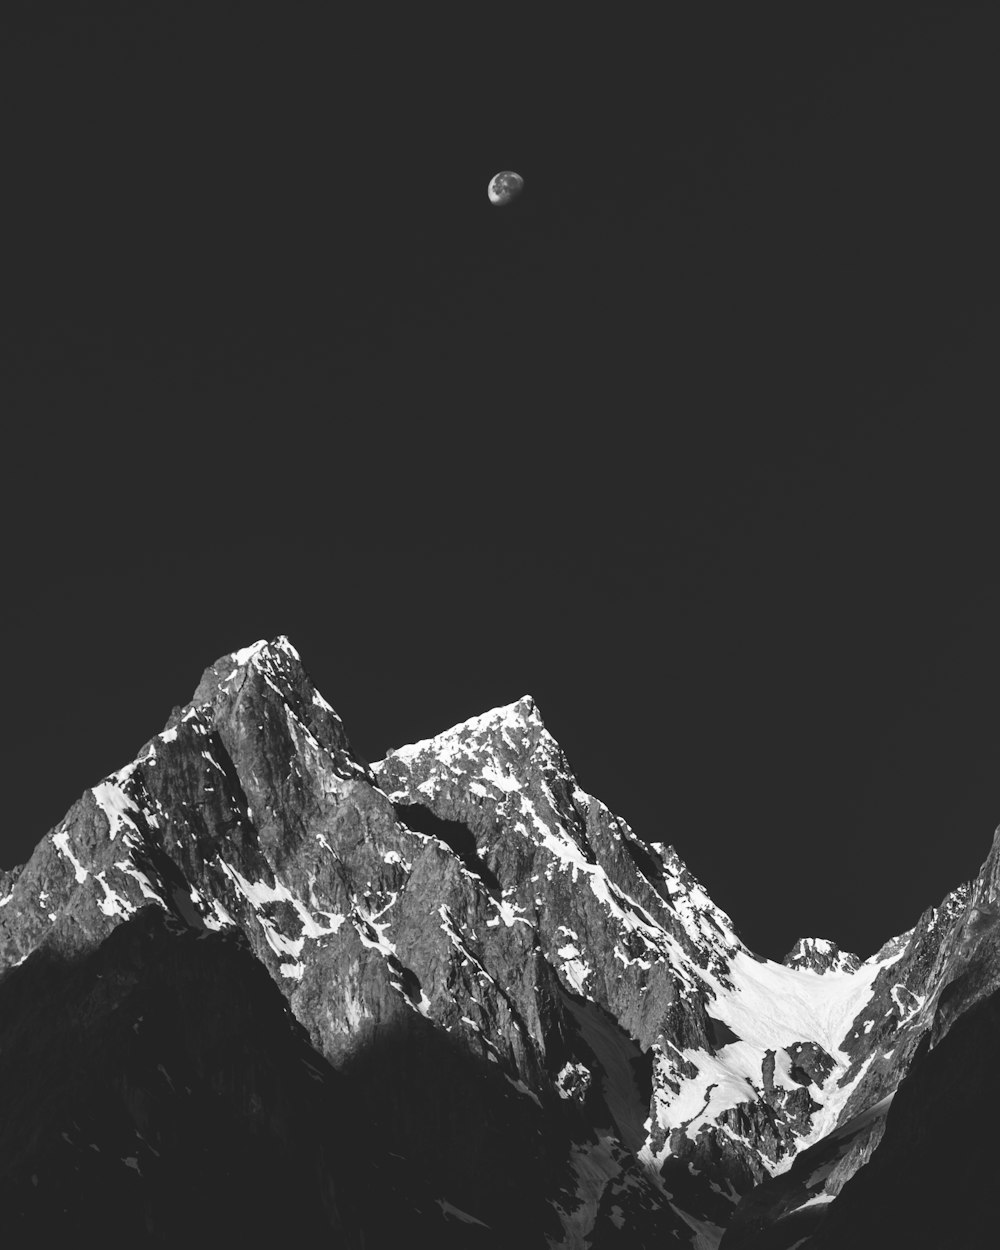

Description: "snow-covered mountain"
0 638 996 1247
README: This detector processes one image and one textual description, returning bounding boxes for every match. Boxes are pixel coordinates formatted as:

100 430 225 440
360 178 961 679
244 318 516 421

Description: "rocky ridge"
0 637 996 1247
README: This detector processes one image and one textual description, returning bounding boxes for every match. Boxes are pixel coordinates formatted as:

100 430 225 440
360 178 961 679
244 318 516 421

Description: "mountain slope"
1 637 996 1246
806 985 1000 1250
0 906 370 1246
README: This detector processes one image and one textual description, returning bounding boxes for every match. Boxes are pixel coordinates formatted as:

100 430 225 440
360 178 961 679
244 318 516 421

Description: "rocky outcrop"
0 637 996 1247
782 938 860 974
719 1093 894 1248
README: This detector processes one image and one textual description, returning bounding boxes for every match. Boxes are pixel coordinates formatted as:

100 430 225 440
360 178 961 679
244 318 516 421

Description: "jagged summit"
183 634 310 713
232 635 301 665
1 638 997 1249
381 694 546 766
782 936 861 974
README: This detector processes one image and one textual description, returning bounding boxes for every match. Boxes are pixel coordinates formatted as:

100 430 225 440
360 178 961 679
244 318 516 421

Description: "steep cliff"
1 637 995 1247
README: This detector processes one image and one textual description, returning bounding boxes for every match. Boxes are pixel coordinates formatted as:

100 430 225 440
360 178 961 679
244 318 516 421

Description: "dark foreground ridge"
1 637 997 1247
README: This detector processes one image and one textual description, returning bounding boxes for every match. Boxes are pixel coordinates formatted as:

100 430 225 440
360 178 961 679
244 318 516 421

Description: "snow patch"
94 870 135 919
115 861 166 908
91 780 141 841
52 831 89 883
384 697 540 767
557 943 593 995
890 982 924 1025
218 861 345 944
710 949 901 1058
488 895 531 928
230 639 269 667
644 946 904 1172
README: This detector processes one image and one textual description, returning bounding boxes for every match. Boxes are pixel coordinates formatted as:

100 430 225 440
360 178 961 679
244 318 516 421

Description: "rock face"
782 938 861 975
806 986 1000 1250
0 637 997 1247
0 907 361 1246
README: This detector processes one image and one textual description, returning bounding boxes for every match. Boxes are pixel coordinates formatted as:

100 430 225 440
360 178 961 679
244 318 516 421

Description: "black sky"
3 2 998 961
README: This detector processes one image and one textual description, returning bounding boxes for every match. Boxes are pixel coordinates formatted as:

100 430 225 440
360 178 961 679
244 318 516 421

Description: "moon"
488 171 524 206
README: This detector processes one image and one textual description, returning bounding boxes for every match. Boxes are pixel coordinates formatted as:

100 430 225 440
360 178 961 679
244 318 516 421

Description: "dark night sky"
3 2 998 961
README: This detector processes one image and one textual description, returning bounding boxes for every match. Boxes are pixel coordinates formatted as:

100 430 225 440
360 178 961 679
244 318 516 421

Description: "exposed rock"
0 905 497 1249
807 986 1000 1250
0 637 996 1247
720 1092 893 1248
720 829 1000 1247
782 938 860 974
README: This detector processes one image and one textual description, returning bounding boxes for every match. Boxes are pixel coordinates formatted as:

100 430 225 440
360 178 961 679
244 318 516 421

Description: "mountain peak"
782 936 861 974
2 637 998 1245
379 694 547 772
474 693 543 735
231 635 301 667
179 635 308 718
462 693 541 728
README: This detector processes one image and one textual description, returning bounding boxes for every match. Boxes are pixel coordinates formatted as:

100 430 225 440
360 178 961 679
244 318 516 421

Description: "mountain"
0 637 996 1247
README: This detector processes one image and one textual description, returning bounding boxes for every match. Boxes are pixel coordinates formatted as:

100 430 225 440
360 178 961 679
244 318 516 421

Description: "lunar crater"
488 170 524 206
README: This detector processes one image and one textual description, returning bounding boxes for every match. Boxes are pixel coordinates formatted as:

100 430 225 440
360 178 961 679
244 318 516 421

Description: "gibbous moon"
488 171 524 206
